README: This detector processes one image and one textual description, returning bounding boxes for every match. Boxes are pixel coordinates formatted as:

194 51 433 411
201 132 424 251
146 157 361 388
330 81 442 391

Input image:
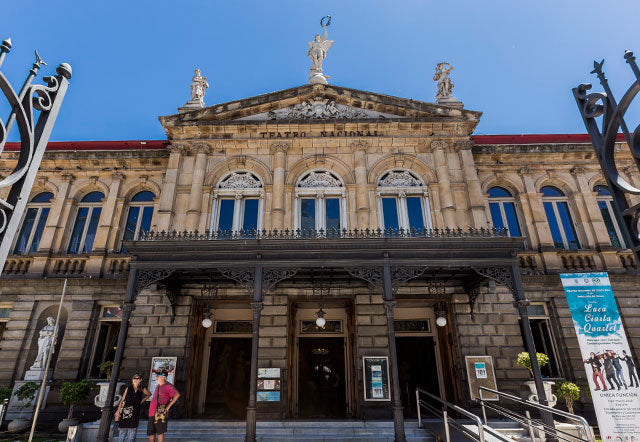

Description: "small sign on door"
474 362 487 379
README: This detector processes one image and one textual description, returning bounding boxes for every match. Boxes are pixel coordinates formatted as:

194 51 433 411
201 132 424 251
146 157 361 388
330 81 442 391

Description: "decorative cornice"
518 166 534 176
430 140 448 150
60 173 76 183
455 139 474 150
570 166 586 176
351 140 369 152
167 144 186 154
111 172 125 182
270 141 291 154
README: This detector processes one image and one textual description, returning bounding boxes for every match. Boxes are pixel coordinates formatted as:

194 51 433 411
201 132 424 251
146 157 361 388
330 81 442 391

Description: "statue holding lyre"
308 16 334 84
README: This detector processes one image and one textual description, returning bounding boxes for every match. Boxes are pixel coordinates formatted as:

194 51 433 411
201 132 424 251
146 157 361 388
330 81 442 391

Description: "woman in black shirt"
115 373 151 442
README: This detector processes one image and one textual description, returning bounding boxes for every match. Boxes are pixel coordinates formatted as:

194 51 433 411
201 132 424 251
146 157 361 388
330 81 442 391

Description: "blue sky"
1 0 639 141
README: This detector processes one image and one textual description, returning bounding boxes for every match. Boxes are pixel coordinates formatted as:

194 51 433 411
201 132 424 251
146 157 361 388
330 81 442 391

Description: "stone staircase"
126 419 435 441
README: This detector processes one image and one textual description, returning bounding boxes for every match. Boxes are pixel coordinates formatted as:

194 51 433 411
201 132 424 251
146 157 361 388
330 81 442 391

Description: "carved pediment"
235 97 400 121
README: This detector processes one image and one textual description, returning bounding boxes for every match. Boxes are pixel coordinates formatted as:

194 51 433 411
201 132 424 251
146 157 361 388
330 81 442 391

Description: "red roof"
3 140 169 151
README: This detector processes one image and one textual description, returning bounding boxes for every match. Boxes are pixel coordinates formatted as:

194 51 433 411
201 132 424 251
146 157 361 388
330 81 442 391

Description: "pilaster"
457 140 487 228
156 144 185 231
186 144 210 231
270 142 289 231
431 140 456 227
353 141 370 229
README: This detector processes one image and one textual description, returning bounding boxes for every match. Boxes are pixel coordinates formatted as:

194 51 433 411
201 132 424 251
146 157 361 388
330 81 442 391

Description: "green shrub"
516 352 550 377
60 379 95 419
15 382 39 410
98 361 115 379
0 386 12 403
554 381 580 414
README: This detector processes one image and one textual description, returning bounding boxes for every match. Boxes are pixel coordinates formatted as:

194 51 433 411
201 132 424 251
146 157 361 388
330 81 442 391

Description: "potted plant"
516 351 557 407
7 381 39 433
94 361 124 409
58 379 94 433
554 381 580 414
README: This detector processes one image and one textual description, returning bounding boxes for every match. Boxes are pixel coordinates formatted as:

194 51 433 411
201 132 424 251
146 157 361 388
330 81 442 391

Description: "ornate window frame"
376 170 432 230
293 170 347 232
209 171 264 233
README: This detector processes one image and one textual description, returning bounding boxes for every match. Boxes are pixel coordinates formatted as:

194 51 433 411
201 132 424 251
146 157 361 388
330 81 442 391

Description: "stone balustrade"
48 256 88 275
2 257 33 275
558 250 597 272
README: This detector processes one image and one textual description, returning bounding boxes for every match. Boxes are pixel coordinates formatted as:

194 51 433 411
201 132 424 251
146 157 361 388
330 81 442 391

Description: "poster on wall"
363 356 390 401
464 356 498 401
148 357 177 399
561 272 640 440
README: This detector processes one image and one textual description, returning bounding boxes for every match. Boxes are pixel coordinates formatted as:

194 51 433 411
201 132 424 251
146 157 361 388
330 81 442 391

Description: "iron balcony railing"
137 227 509 241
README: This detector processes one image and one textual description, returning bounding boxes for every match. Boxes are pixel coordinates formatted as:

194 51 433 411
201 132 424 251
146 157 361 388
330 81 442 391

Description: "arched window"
294 171 346 232
488 187 521 236
12 192 54 255
595 185 628 249
376 170 431 231
541 186 580 249
68 191 104 254
120 191 155 253
210 172 263 233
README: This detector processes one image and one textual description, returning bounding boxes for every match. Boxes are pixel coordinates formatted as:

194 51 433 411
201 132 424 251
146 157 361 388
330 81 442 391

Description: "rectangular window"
406 197 425 230
242 199 259 232
489 202 505 230
217 199 235 232
503 202 521 237
382 197 399 230
122 206 140 243
29 208 49 253
68 207 89 254
300 198 316 231
556 202 579 250
89 306 122 378
543 202 565 249
140 206 154 233
325 198 341 232
520 303 562 378
13 208 38 255
82 208 102 253
599 201 623 248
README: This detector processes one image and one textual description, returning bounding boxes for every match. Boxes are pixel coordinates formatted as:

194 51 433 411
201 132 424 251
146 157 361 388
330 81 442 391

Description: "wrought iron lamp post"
0 38 72 273
573 51 640 266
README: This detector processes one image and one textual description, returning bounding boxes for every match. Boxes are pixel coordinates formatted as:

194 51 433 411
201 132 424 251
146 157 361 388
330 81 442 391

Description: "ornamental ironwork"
0 38 72 272
573 51 640 265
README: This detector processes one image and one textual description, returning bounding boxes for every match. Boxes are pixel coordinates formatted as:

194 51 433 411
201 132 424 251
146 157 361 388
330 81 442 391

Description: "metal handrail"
478 386 593 442
416 387 511 442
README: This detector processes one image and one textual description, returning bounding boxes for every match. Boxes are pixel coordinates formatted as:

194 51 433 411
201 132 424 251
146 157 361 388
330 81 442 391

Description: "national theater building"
1 78 639 426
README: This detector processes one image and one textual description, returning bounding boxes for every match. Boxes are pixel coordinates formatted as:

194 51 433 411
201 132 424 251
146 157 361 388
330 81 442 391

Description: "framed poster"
257 368 280 379
465 356 498 401
257 391 280 402
148 356 177 400
363 356 390 401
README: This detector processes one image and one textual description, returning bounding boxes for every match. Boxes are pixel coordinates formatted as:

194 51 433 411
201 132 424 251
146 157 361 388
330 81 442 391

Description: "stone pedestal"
309 69 328 85
178 99 204 113
5 380 50 420
436 96 463 108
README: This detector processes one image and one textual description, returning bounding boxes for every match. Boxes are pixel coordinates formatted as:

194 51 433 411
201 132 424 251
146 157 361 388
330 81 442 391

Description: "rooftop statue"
433 62 463 108
308 16 334 85
190 68 209 106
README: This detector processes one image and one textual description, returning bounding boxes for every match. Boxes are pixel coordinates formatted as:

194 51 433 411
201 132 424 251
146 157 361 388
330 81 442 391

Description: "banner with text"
561 272 640 440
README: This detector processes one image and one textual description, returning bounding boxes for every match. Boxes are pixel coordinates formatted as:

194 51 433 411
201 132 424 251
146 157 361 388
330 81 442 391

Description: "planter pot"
8 418 30 433
525 380 557 407
94 381 125 408
58 417 79 433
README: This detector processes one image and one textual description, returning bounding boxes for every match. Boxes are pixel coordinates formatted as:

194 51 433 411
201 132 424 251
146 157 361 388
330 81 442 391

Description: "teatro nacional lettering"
259 130 380 139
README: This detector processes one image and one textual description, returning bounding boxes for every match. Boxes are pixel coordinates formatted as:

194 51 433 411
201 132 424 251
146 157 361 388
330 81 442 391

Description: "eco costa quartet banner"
561 272 640 440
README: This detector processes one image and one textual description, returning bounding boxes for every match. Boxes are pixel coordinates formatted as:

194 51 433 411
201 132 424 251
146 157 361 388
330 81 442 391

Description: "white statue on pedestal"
433 62 463 108
189 69 209 107
308 16 334 84
30 317 56 370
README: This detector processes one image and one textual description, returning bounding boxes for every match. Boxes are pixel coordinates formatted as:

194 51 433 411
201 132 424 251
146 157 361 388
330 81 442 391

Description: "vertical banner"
561 272 640 439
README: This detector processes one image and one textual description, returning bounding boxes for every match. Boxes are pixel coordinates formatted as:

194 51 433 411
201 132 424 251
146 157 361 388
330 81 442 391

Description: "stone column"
186 144 210 231
246 266 263 442
156 144 184 232
353 141 370 229
270 142 289 231
432 140 456 228
93 173 124 253
457 140 488 228
383 265 406 442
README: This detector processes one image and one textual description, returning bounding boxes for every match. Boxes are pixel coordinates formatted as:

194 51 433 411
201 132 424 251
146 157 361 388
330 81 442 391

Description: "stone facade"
0 84 638 422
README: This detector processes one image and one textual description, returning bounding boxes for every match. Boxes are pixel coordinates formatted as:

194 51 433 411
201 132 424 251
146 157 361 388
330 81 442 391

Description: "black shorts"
147 416 168 436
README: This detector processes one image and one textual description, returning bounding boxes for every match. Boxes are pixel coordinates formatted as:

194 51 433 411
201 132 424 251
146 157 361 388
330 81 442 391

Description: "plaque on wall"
464 356 498 401
362 356 390 401
257 368 280 379
258 379 280 390
257 391 280 402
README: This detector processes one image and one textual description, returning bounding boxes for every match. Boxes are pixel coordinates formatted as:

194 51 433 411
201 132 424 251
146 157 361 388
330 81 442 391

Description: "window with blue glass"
295 171 344 233
487 187 522 236
211 172 263 234
595 185 628 249
120 191 155 253
541 186 580 249
68 191 104 254
377 170 431 232
12 192 54 255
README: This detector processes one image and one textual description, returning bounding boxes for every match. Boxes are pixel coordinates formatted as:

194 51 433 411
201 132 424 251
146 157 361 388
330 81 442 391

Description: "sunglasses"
133 377 141 380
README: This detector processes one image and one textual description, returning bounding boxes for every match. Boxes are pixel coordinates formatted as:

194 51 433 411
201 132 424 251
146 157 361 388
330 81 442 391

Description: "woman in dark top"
115 373 151 442
585 352 607 391
603 353 621 390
